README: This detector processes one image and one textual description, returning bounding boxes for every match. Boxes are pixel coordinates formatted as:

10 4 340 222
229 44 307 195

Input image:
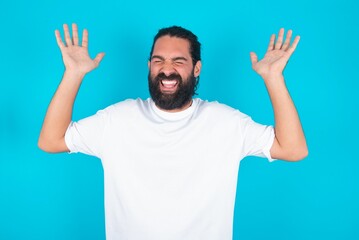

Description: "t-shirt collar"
149 98 198 121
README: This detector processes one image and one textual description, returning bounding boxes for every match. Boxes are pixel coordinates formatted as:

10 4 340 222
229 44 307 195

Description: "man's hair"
149 26 201 65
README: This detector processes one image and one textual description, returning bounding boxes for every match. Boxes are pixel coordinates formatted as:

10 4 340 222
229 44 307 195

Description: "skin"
250 29 308 161
38 24 308 161
148 36 201 112
38 23 104 152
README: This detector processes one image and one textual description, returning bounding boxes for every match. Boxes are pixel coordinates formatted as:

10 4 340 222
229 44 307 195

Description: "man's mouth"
160 80 178 92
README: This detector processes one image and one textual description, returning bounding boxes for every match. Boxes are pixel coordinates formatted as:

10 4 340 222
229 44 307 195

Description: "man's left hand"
250 28 300 81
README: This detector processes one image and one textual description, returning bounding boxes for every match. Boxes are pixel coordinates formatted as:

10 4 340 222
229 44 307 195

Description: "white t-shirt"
65 98 275 240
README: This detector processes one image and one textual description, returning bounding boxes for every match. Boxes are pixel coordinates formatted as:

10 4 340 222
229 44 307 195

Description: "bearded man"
38 23 308 240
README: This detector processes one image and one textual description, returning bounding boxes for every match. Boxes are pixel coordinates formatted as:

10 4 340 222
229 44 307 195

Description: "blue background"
0 0 358 239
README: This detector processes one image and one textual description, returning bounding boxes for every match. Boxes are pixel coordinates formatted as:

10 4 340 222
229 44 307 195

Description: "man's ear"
194 60 202 77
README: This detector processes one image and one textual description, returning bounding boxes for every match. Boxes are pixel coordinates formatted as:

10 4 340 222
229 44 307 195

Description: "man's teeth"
161 80 177 87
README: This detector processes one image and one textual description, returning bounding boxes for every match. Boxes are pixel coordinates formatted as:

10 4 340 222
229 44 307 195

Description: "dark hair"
149 26 201 65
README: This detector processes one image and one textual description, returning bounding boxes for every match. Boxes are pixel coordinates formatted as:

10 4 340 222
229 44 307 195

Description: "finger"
274 28 285 49
287 36 300 56
267 34 275 51
282 29 292 51
54 30 65 49
249 52 258 65
82 29 88 48
72 23 79 45
63 24 72 46
94 52 105 66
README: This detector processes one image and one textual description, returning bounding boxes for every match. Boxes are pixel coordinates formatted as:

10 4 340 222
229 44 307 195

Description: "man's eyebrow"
150 55 188 61
151 55 165 61
172 57 188 61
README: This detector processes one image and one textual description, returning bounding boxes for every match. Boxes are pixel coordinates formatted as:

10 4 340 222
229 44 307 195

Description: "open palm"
55 23 104 74
250 28 300 79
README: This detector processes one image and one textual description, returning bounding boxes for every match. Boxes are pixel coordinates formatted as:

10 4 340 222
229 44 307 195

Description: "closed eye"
151 55 165 64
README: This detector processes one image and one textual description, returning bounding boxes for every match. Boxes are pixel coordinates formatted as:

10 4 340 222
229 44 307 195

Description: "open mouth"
160 80 178 92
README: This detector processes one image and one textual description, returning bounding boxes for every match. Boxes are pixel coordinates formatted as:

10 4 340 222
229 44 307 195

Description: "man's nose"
160 62 176 76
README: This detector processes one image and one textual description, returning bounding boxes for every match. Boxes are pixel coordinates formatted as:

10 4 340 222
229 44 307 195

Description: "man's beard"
148 70 197 110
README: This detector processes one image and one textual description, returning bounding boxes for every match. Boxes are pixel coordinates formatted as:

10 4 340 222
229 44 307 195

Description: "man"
38 23 307 240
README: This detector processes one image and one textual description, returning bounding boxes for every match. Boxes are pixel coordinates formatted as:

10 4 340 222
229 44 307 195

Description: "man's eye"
174 61 184 65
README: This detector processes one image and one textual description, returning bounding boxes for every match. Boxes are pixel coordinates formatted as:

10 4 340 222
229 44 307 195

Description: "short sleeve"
239 113 276 162
65 109 108 158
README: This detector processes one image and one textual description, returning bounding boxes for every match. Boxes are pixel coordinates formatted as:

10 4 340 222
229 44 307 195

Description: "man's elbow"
38 137 68 153
285 147 309 162
38 138 55 153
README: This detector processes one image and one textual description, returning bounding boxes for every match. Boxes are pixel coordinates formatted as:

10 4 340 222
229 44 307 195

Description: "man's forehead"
152 36 191 56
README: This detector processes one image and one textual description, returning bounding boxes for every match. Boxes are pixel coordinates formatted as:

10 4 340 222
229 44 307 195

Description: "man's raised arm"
250 28 308 161
38 23 105 153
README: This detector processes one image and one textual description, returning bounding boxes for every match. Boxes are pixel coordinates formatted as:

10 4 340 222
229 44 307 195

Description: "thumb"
249 52 258 66
94 52 105 66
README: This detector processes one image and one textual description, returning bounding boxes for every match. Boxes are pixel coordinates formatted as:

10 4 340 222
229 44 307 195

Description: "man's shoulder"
196 99 244 115
194 99 253 129
106 98 147 109
98 98 148 116
195 99 253 124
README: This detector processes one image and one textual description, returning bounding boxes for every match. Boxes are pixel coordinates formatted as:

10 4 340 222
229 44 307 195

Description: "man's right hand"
38 23 105 153
55 23 105 76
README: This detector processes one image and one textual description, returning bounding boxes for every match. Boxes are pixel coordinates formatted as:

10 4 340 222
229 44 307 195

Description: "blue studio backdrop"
0 0 358 239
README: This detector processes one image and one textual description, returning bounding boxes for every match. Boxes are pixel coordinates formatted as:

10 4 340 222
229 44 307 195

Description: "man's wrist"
64 69 86 79
262 74 285 86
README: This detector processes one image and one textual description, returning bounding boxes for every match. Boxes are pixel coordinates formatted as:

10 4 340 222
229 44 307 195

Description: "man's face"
148 36 201 111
